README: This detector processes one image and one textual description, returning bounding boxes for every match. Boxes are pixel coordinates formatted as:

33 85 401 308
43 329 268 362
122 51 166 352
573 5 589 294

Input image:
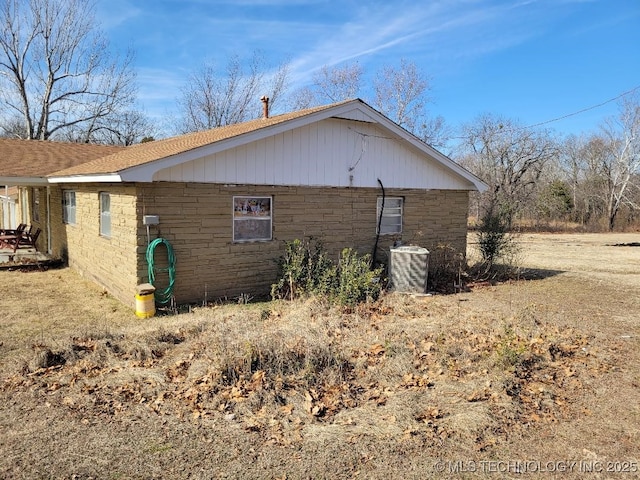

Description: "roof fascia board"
47 174 123 184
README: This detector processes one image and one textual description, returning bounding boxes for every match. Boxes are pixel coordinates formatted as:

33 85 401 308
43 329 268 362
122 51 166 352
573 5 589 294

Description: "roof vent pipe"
260 95 269 119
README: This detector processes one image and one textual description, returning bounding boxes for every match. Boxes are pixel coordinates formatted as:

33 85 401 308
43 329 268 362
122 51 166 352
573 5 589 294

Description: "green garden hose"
146 238 176 305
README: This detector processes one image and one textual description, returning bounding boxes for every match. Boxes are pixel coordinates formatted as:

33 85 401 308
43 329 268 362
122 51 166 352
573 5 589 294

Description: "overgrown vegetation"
426 243 465 293
475 207 520 277
271 238 383 306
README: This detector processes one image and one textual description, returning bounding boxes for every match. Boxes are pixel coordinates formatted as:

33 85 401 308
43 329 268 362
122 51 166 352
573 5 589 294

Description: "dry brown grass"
1 233 639 479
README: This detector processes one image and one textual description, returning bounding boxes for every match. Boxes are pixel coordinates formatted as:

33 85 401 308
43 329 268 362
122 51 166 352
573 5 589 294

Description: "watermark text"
433 460 638 475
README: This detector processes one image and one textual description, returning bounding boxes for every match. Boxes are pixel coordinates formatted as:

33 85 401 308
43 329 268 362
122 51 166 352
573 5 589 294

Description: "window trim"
62 190 76 225
99 192 111 238
232 195 272 243
376 196 403 235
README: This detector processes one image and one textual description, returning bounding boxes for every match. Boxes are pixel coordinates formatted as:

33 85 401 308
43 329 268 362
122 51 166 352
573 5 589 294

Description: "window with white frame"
233 196 272 242
62 191 76 224
376 197 403 234
100 192 111 237
32 188 40 222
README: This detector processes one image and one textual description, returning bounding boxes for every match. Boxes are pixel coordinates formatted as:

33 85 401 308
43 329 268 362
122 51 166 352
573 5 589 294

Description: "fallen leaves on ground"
0 297 613 450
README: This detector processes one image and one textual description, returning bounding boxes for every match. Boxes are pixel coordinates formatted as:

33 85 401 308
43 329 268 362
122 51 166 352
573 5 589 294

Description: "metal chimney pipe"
260 95 269 119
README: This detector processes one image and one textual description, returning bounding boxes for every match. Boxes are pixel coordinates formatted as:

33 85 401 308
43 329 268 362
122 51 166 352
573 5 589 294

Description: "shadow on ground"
517 267 565 280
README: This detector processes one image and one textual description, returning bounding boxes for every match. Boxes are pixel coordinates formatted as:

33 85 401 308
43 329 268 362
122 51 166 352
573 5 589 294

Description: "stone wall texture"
136 183 469 305
56 184 139 306
14 182 469 307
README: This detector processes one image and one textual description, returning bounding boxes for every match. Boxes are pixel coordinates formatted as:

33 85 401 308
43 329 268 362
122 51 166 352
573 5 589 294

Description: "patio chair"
0 223 26 236
18 227 41 250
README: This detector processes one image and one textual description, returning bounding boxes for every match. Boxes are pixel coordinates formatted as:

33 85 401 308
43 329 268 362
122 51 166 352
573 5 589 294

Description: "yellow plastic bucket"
135 292 155 318
135 283 156 318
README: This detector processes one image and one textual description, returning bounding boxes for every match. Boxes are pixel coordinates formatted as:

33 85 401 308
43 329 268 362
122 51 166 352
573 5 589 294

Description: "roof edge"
48 174 123 184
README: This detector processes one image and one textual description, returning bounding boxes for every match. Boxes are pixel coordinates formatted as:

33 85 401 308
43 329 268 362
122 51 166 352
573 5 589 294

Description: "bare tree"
100 110 158 146
60 109 157 146
313 62 363 104
418 115 450 151
557 134 610 226
288 86 317 111
374 59 424 129
178 51 289 133
459 114 559 225
289 59 448 147
373 58 448 148
599 94 640 230
0 0 137 141
287 62 362 110
289 63 364 110
0 115 28 138
559 134 587 223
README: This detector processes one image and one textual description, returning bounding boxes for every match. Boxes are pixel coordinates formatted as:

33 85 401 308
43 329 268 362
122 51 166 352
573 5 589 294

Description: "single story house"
1 99 487 306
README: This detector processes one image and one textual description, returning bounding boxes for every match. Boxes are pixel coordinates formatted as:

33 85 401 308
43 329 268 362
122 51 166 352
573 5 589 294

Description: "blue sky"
96 0 640 141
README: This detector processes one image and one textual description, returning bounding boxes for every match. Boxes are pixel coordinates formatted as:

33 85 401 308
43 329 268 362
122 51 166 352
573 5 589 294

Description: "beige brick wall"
10 182 469 307
57 184 139 306
137 183 469 304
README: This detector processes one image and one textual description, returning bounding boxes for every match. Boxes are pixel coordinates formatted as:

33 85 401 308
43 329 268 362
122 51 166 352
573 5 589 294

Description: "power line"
451 85 640 141
521 84 640 130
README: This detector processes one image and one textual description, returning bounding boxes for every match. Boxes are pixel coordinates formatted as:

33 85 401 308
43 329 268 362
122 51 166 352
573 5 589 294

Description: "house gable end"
43 99 486 192
152 118 477 190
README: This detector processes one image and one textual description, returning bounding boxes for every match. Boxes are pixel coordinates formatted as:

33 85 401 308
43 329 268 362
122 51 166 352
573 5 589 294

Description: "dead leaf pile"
0 302 614 450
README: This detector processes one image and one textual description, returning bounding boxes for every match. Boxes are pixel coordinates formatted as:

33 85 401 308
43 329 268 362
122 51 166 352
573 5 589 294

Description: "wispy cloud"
286 1 547 84
93 0 640 136
103 0 549 81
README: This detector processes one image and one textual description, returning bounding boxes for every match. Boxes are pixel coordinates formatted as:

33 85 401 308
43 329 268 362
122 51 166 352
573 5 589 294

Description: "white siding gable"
153 118 475 190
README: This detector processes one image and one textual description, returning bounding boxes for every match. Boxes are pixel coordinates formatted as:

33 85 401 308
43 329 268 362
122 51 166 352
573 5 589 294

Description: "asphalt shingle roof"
51 102 348 177
0 139 124 177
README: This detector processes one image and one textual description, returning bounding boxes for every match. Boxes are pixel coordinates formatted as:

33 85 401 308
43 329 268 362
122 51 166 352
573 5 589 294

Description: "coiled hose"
146 238 176 305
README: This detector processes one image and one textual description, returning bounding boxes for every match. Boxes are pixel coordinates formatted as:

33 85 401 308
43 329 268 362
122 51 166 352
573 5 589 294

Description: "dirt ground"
0 232 639 479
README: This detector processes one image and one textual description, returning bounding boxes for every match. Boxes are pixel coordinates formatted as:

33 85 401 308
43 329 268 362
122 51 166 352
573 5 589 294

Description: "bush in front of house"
334 248 383 306
474 207 521 279
271 239 383 306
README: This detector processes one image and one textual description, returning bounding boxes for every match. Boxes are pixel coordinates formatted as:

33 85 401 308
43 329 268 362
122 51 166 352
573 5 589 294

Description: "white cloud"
285 1 546 85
